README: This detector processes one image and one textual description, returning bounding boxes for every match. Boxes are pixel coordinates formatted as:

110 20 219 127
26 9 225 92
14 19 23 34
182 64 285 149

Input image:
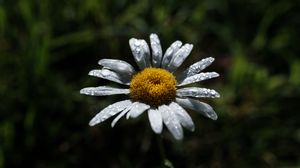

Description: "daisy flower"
80 34 220 140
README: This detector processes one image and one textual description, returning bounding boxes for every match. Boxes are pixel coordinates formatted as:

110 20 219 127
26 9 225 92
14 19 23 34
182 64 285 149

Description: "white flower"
80 34 220 140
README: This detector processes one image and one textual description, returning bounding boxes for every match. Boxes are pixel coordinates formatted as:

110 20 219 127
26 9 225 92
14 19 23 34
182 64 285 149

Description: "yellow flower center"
130 68 177 107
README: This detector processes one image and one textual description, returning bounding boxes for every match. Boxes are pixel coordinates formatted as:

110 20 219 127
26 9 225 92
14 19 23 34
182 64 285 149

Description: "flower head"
80 34 220 140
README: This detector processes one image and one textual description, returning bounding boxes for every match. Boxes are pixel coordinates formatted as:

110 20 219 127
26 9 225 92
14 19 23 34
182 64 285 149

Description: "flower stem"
156 135 174 168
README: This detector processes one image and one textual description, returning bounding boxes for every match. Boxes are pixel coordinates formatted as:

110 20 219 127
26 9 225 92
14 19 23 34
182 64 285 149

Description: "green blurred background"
1 0 300 167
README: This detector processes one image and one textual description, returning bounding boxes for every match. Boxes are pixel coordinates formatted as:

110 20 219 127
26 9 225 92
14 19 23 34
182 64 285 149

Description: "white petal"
177 57 215 82
150 34 163 67
177 72 219 86
126 102 150 119
176 98 218 120
176 87 220 98
161 41 182 68
166 44 193 72
129 38 151 69
89 100 132 126
160 105 184 140
88 69 130 85
148 109 163 134
126 102 137 119
111 104 133 127
98 59 136 77
169 102 195 131
80 86 130 96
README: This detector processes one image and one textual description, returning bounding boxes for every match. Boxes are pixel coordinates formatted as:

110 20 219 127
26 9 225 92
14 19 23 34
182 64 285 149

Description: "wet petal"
176 87 220 98
177 72 219 86
111 104 133 127
176 98 218 120
98 59 136 77
160 105 183 140
166 44 193 72
161 41 182 68
88 69 130 85
80 86 130 96
177 57 215 82
89 100 132 126
150 34 163 67
169 102 195 131
148 109 163 134
129 38 151 69
126 102 150 119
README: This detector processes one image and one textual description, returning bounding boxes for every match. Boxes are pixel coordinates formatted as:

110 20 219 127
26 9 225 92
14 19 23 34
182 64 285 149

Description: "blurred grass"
0 0 300 167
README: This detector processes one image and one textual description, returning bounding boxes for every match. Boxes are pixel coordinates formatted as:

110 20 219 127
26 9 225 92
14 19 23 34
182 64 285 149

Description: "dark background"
1 0 300 167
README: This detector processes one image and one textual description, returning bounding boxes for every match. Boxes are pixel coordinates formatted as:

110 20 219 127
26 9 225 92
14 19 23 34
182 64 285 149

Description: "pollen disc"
130 68 177 107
